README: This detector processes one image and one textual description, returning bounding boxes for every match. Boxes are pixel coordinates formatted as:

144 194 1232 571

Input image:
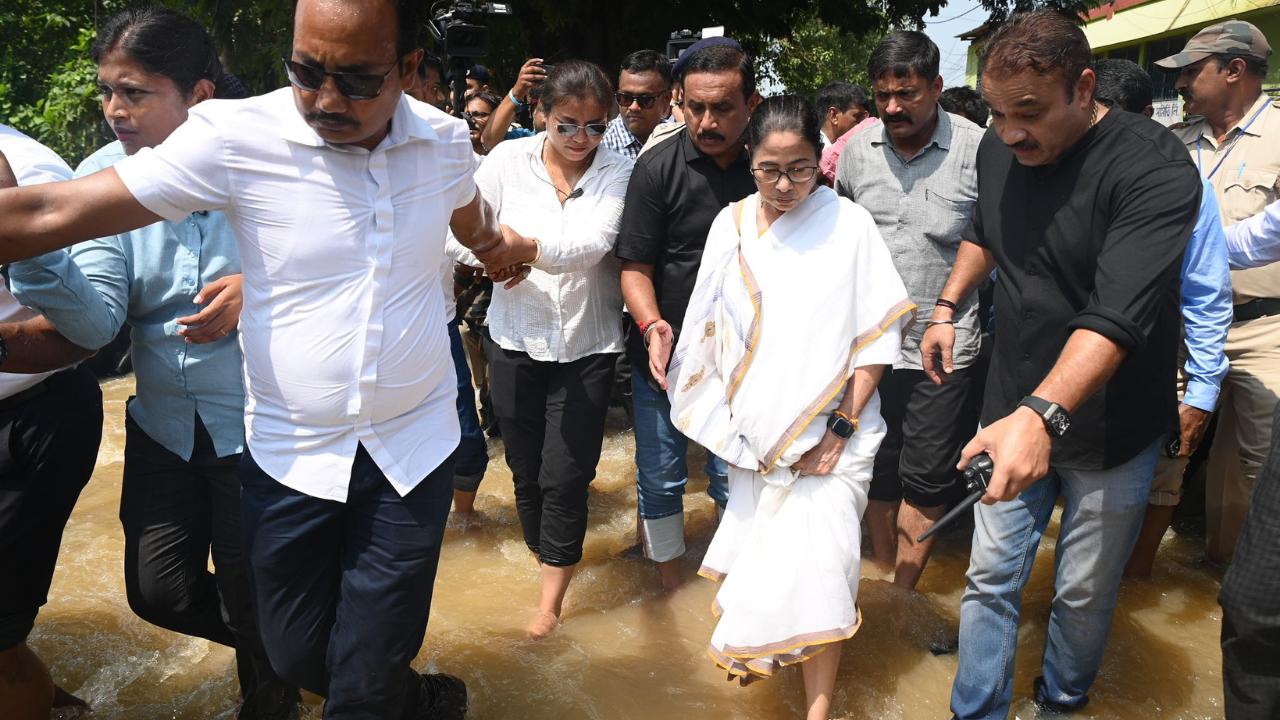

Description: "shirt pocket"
923 188 975 249
1221 168 1279 225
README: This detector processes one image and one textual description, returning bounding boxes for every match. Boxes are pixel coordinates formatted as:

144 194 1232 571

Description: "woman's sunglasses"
616 92 660 110
554 123 608 138
282 57 401 101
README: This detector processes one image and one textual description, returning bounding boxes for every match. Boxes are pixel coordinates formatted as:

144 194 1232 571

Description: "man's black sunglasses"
616 92 660 110
282 57 402 101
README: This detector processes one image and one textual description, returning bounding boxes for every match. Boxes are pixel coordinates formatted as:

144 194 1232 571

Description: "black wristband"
935 298 959 312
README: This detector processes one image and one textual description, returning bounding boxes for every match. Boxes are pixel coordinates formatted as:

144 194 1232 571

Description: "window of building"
1145 35 1188 101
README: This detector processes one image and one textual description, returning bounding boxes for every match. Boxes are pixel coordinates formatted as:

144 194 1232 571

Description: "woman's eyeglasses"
554 123 608 138
750 166 819 184
616 92 660 110
282 57 401 101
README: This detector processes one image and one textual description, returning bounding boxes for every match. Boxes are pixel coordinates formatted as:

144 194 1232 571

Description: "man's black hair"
465 90 501 111
679 45 756 99
418 51 445 82
939 85 990 126
1211 54 1270 80
815 81 871 115
1092 59 1152 114
620 49 673 88
867 31 940 83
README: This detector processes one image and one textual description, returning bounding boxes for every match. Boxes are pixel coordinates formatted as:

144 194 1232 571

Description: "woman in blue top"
9 7 297 718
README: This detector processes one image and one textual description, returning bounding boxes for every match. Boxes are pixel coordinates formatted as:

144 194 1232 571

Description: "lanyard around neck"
1197 101 1268 180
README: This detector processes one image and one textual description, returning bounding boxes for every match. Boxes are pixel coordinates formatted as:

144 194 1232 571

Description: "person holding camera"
450 60 633 639
918 12 1201 717
479 58 548 152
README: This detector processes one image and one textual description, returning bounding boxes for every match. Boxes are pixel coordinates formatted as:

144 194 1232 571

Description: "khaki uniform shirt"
1173 92 1280 303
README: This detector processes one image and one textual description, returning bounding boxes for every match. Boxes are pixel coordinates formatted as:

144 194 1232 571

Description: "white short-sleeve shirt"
114 89 478 501
0 123 72 400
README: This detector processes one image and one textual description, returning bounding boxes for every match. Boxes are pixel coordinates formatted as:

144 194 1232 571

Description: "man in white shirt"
0 126 102 720
0 0 506 717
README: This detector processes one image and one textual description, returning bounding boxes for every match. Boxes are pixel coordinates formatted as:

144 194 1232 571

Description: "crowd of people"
0 1 1278 719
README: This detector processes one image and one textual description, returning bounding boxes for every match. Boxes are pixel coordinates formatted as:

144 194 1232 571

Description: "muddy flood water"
32 375 1228 719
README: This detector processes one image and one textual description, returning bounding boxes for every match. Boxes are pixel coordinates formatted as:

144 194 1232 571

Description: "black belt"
1233 297 1280 323
0 378 49 413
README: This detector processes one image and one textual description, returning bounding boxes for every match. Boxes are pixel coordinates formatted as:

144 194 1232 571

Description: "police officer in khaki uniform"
1158 19 1279 564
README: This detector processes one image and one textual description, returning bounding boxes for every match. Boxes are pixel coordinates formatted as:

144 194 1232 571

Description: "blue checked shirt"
602 115 673 161
9 141 245 461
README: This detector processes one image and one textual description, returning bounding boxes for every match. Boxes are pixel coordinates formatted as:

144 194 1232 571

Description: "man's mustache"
305 111 357 128
1010 140 1040 151
697 131 726 142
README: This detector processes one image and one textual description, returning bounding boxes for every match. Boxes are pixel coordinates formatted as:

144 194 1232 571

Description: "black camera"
666 29 701 62
427 1 513 59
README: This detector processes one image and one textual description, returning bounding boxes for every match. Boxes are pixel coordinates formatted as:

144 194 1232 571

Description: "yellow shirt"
1173 92 1280 304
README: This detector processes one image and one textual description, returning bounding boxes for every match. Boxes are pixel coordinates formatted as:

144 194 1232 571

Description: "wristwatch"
827 412 857 440
1018 395 1070 437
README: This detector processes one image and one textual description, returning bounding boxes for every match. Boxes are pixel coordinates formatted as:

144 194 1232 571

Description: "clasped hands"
471 225 538 289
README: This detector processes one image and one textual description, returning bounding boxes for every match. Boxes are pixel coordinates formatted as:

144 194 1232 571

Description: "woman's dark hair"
745 95 823 159
91 6 230 99
539 60 615 120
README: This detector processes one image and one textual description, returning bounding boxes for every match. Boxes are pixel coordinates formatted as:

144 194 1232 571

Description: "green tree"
766 10 887 98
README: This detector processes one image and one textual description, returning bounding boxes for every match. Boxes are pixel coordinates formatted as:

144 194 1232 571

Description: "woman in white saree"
662 96 915 719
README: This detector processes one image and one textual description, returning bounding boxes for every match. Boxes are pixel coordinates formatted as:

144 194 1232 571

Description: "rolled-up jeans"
950 439 1158 719
448 319 489 492
631 372 729 563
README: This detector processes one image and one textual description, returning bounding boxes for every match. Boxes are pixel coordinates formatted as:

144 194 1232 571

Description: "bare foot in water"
526 610 559 640
51 686 92 719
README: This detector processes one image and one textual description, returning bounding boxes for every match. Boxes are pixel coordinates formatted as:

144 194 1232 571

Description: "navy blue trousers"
240 445 453 720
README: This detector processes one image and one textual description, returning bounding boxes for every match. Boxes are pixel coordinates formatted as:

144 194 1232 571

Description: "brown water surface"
33 376 1227 718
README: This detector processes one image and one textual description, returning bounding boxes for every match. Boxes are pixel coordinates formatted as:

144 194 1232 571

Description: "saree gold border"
722 607 862 658
705 607 863 679
725 249 762 403
760 300 918 472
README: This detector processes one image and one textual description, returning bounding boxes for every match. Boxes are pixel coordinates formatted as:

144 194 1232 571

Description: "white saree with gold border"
668 186 915 679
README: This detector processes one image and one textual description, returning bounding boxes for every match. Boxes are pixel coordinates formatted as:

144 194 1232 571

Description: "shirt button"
1028 266 1037 276
1023 353 1032 361
1024 311 1034 319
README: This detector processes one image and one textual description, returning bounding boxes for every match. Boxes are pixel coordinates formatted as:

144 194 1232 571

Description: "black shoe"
1032 676 1087 716
928 636 959 656
486 418 501 438
413 672 467 720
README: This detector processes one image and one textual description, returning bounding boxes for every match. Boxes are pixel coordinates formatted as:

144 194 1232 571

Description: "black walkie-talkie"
916 453 995 543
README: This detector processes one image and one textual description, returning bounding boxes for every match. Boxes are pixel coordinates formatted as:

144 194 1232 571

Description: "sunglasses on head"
282 57 402 100
616 92 660 110
554 122 608 138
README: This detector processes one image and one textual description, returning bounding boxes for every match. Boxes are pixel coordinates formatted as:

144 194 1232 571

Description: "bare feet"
525 610 559 640
655 558 682 592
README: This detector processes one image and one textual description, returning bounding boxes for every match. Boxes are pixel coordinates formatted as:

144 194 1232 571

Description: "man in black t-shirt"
918 11 1201 718
616 41 759 592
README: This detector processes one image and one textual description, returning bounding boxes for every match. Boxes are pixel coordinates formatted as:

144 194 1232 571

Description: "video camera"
427 1 513 59
427 1 514 119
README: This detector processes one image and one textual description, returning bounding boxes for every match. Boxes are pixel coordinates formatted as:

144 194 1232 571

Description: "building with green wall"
960 0 1280 125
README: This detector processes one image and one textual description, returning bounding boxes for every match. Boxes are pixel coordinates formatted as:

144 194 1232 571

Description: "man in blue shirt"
602 50 674 161
1092 59 1234 578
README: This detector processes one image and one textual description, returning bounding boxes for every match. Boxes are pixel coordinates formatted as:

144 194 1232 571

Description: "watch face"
1049 410 1070 436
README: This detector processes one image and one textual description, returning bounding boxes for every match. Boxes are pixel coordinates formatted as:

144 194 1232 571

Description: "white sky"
922 0 985 89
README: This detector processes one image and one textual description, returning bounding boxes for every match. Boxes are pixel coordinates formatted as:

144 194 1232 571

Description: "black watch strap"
1018 395 1070 437
827 413 855 439
0 332 8 366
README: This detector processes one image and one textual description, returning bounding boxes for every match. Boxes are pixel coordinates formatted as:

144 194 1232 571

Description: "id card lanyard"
1197 101 1268 180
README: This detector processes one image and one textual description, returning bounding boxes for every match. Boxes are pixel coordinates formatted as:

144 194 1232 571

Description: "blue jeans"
631 373 728 561
950 440 1158 719
449 319 488 492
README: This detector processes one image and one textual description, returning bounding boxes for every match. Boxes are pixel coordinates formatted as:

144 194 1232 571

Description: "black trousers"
1220 400 1280 720
869 366 979 508
0 366 101 650
120 411 297 717
486 341 616 567
240 445 454 720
